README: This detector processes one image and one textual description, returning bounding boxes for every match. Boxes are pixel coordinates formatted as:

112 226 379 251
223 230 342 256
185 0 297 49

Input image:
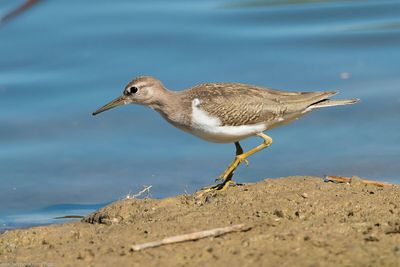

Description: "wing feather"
185 83 336 126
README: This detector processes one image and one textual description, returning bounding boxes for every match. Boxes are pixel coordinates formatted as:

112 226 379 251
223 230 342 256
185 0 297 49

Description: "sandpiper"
93 76 358 190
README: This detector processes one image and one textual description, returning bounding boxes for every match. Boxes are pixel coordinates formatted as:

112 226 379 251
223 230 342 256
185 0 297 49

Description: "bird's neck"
149 89 189 127
147 88 175 110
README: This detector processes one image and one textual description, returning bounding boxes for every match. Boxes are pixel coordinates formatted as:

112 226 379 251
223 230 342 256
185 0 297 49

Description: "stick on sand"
131 224 249 251
324 175 394 188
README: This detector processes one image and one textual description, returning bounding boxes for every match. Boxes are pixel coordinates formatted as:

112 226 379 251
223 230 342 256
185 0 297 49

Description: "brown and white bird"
93 76 358 191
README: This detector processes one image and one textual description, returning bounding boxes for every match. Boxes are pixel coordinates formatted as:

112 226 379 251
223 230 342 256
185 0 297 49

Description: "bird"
93 76 359 191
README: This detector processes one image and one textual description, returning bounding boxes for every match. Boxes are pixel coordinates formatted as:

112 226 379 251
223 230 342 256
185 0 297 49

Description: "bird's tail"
308 98 360 110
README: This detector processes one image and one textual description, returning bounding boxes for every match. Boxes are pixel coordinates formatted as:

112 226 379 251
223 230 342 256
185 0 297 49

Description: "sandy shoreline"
1 176 399 266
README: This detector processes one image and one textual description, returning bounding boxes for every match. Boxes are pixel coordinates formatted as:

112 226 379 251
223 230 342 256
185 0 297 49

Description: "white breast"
189 98 267 143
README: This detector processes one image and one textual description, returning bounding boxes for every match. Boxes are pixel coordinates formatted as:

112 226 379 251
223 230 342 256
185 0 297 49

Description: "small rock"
350 176 364 187
229 248 239 255
364 236 379 242
205 246 213 252
347 211 354 217
301 193 308 199
273 209 284 218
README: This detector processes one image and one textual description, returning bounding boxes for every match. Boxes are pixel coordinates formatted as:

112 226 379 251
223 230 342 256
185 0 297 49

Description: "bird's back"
183 82 336 127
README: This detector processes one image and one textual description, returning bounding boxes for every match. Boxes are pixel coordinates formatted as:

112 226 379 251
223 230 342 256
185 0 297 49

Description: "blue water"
1 0 399 231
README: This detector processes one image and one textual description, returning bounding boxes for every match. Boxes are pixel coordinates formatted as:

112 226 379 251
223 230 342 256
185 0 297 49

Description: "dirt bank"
1 176 399 266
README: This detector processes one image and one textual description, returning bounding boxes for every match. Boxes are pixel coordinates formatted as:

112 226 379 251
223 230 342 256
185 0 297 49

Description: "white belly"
189 123 267 143
188 98 267 143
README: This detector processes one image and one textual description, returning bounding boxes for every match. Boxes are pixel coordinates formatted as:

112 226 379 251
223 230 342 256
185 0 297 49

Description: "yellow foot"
196 181 236 198
206 180 236 191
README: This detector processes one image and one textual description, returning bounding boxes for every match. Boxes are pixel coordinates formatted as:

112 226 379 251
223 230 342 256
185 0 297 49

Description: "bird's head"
92 76 166 115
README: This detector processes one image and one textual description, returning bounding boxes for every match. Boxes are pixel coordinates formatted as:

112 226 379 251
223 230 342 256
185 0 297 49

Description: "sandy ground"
1 176 399 267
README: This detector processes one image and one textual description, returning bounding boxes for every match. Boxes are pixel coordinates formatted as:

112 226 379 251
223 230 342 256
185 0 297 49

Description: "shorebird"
93 76 358 191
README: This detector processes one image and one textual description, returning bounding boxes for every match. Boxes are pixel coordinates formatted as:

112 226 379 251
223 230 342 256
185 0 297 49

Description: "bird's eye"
126 86 138 95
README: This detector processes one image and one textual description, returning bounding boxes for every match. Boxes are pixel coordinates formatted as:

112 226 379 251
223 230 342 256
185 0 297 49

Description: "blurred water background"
0 0 399 231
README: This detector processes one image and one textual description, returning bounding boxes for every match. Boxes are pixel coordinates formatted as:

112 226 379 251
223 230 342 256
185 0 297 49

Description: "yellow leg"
215 141 247 183
199 133 273 195
234 141 249 166
217 133 272 184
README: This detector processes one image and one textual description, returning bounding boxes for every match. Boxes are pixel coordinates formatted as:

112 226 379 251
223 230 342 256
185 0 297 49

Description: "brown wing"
186 83 336 126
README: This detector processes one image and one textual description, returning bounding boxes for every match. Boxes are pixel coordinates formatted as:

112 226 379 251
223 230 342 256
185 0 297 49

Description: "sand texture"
1 176 399 267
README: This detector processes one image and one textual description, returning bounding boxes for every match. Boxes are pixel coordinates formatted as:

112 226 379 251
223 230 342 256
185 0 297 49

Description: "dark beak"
92 95 126 116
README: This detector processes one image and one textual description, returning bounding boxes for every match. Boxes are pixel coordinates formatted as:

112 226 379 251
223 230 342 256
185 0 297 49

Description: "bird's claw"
197 180 237 198
215 174 227 182
236 154 250 167
242 158 249 167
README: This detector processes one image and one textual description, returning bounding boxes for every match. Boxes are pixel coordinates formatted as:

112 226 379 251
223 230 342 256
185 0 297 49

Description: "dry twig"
131 224 249 251
324 175 394 188
126 185 152 199
1 0 42 25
